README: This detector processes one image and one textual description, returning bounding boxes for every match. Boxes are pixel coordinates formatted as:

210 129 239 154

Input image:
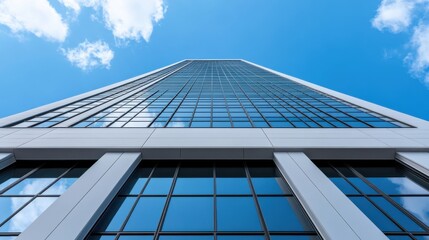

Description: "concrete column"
274 152 387 240
17 152 142 240
397 152 429 177
0 153 15 171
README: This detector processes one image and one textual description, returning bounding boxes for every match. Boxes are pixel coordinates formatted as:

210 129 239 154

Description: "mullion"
329 163 411 234
0 163 45 195
189 64 208 127
0 163 76 230
220 65 253 127
232 65 291 127
163 65 205 127
239 67 315 128
110 89 161 127
213 161 217 240
50 70 170 128
244 162 271 240
346 163 429 233
222 63 260 127
113 164 159 239
34 163 78 195
149 71 195 127
154 162 180 240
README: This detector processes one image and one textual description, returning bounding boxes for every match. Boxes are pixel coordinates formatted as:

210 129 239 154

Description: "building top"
0 60 418 129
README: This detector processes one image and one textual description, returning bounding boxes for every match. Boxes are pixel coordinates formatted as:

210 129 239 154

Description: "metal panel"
0 153 15 171
397 152 429 177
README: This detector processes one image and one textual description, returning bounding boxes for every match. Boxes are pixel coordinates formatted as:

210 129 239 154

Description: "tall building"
0 60 428 240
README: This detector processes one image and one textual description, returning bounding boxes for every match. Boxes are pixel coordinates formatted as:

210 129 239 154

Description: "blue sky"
1 0 429 120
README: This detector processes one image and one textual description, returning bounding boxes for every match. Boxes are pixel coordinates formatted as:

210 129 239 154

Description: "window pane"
387 236 414 240
4 168 67 195
95 197 136 231
173 163 213 195
368 177 429 195
248 162 290 195
217 236 265 240
259 197 313 231
0 197 57 232
143 179 173 195
118 236 153 240
347 178 377 194
349 197 400 231
329 178 359 195
251 178 290 195
0 168 33 192
120 168 152 195
88 236 116 240
163 197 213 231
217 197 262 231
216 178 250 195
143 164 175 195
42 167 87 195
370 197 424 232
124 197 166 231
270 236 320 240
216 163 250 195
159 236 213 240
174 178 213 195
393 196 429 226
0 197 31 223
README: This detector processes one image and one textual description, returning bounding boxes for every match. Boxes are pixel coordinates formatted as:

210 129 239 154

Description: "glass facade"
9 61 190 128
88 160 320 240
317 160 429 240
0 161 92 239
8 60 408 128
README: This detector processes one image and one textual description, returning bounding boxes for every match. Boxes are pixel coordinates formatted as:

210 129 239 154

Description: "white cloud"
0 0 68 41
372 0 416 33
373 0 429 85
409 23 429 84
101 0 166 42
58 0 166 42
58 0 101 14
62 40 114 70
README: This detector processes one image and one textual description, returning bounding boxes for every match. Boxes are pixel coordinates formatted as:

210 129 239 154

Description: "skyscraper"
0 60 428 240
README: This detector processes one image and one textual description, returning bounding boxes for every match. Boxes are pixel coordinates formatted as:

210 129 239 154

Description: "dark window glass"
0 161 90 237
270 236 321 240
20 60 407 129
259 197 313 231
173 163 213 195
216 163 250 195
393 197 429 226
95 197 136 231
248 162 290 195
124 197 166 231
120 168 152 195
217 197 262 231
317 160 429 239
217 236 265 240
143 164 175 195
90 160 319 239
163 197 213 231
159 236 213 240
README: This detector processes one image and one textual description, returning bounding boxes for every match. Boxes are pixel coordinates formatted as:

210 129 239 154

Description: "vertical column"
274 152 387 240
17 152 141 240
397 152 429 177
0 153 15 171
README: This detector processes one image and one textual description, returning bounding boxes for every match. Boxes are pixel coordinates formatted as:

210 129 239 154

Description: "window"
89 161 320 239
0 161 91 238
317 160 429 240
